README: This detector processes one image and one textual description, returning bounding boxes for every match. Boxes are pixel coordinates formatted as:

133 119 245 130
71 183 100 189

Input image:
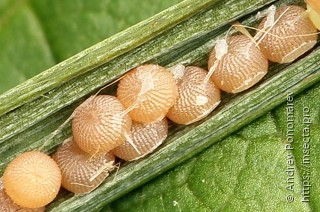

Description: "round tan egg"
111 118 168 161
257 5 318 63
3 151 61 209
0 179 45 211
0 179 45 212
72 95 131 154
208 35 269 93
117 64 178 123
167 66 221 125
53 137 115 194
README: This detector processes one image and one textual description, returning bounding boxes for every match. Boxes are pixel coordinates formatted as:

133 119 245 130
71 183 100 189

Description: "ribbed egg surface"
167 66 221 125
257 5 318 63
208 35 269 93
3 151 61 209
72 95 132 154
53 137 115 194
0 180 45 211
117 64 178 123
111 118 168 161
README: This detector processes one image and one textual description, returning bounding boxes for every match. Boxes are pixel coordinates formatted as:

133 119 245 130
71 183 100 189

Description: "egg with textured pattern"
72 95 131 154
117 64 178 123
53 137 115 194
0 179 45 211
167 66 221 124
256 5 318 63
112 118 168 161
3 151 61 208
208 35 269 93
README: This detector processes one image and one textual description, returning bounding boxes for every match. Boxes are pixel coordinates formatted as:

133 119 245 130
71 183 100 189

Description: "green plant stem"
47 48 320 211
0 0 276 149
0 0 218 116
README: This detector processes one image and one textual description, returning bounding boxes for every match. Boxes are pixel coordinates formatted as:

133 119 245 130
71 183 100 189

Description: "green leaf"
0 0 319 211
0 0 55 93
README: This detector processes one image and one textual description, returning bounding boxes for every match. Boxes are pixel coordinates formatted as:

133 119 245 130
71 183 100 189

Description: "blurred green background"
0 0 182 94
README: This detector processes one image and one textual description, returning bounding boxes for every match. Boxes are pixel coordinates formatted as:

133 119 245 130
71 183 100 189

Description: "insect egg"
117 64 178 123
0 179 45 211
208 35 269 93
256 5 318 63
72 95 132 154
111 118 168 161
166 66 221 125
53 137 115 194
2 151 61 209
306 0 320 30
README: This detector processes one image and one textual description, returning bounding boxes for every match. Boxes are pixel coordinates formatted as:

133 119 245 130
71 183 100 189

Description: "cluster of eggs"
0 3 319 211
